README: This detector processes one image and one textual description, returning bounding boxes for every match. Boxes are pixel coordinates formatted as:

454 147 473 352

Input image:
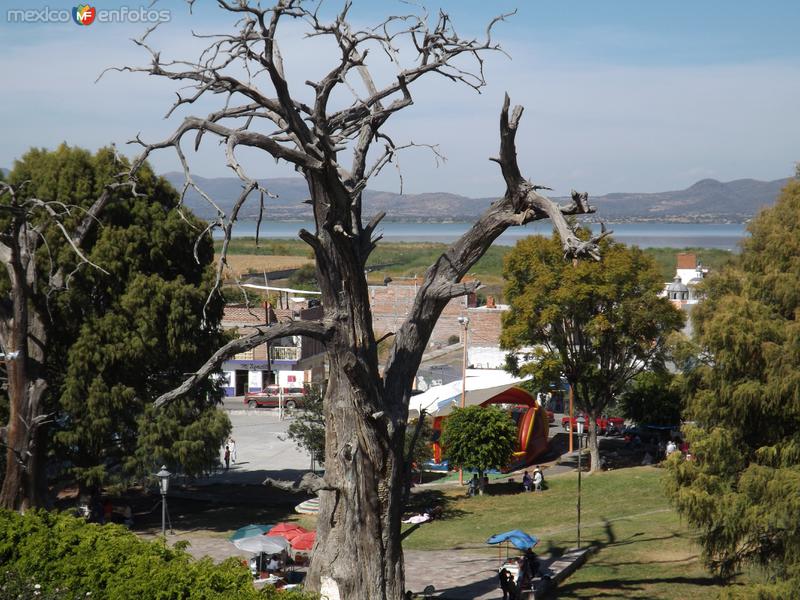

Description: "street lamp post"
457 315 469 486
576 421 584 549
156 465 171 537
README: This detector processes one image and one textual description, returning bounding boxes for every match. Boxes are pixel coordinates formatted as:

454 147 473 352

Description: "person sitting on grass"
467 473 479 497
522 471 533 492
533 466 544 492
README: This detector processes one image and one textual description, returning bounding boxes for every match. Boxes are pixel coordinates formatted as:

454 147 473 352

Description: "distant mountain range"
162 172 790 224
1 167 788 223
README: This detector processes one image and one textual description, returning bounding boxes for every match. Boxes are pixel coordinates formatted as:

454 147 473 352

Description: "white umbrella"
233 535 290 554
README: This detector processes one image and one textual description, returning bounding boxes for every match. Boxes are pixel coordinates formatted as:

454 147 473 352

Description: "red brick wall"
368 282 506 348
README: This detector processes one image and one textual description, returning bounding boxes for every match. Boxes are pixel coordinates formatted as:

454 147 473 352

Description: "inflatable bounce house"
410 371 550 472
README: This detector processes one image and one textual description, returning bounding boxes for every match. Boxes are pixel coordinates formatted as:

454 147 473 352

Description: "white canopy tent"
409 369 531 418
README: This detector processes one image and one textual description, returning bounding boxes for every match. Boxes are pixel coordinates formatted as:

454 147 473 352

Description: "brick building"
220 301 326 396
219 279 507 396
369 279 506 350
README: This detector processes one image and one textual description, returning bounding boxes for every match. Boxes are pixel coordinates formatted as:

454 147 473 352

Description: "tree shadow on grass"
554 519 722 598
558 574 724 599
128 475 313 535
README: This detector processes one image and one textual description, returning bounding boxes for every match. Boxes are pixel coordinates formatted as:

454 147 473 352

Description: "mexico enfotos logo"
6 4 171 25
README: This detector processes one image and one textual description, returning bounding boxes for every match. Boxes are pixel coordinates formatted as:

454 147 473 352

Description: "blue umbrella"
229 524 273 541
486 529 539 550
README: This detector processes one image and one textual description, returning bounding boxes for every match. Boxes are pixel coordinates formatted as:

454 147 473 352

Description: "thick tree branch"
153 319 334 408
383 94 606 407
264 471 337 493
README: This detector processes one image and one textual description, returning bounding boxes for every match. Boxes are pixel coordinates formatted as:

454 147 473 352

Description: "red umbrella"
291 530 316 551
267 522 308 542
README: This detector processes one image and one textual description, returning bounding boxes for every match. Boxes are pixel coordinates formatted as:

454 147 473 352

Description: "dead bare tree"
123 2 604 597
0 180 117 510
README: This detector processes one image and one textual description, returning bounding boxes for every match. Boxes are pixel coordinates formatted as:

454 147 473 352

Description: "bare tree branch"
153 319 334 408
264 471 337 493
383 94 604 406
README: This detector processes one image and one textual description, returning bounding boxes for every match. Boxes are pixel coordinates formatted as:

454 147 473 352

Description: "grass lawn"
217 238 735 304
403 466 730 599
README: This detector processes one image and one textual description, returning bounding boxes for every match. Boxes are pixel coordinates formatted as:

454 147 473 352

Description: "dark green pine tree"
664 176 800 597
2 145 230 494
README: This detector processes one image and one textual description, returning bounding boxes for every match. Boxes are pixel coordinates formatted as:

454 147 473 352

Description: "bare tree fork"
121 2 601 597
153 319 334 408
0 176 125 510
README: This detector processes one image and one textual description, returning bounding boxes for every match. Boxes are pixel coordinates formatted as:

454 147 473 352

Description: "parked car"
561 414 624 436
244 385 306 409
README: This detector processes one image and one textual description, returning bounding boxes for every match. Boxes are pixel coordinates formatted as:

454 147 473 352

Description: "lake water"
219 221 747 250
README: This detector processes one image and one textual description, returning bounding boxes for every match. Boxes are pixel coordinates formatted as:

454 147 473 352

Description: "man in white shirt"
266 555 280 571
666 440 677 456
533 467 544 492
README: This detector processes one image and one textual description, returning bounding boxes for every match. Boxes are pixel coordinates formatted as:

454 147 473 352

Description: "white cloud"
2 10 798 199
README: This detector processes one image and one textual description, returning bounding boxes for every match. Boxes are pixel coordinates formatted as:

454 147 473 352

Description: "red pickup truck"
561 414 624 436
244 385 306 409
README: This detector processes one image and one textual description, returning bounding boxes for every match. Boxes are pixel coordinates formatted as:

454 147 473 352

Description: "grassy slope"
403 467 733 599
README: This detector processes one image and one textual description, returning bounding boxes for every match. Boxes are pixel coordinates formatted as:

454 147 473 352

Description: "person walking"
224 444 231 470
228 437 238 463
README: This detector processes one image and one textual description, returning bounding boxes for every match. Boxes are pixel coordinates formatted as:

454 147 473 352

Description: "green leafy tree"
0 145 229 501
285 385 326 468
440 405 517 492
664 178 800 596
619 370 684 427
501 233 684 472
0 509 314 599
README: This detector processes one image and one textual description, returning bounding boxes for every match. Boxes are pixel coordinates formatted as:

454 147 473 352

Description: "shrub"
0 510 314 599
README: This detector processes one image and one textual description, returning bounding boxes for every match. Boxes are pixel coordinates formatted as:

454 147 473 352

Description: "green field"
218 237 735 301
402 466 742 599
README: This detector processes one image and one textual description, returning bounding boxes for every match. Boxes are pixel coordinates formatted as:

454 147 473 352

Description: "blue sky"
2 0 799 197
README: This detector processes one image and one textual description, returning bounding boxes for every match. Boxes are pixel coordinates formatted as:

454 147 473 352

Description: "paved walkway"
161 530 507 599
405 549 505 599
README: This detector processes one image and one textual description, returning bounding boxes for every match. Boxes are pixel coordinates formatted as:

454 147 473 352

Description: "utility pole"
457 315 470 485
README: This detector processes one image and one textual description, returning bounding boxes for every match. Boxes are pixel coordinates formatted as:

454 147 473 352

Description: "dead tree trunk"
0 248 48 509
0 182 114 510
136 3 606 597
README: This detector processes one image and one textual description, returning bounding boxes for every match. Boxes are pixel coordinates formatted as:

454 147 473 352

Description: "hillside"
161 172 789 223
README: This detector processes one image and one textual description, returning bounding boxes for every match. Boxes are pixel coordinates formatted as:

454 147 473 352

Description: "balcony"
270 345 300 361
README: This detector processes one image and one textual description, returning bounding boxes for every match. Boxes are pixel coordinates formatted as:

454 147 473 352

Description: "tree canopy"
1 145 230 493
440 405 517 481
501 233 684 470
665 177 800 596
619 370 684 427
